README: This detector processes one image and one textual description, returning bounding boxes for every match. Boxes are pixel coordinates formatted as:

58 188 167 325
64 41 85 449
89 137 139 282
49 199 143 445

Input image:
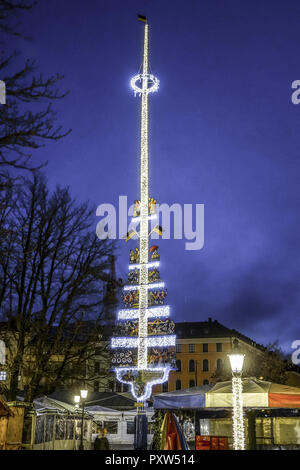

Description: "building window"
199 419 210 435
176 359 181 372
175 380 181 391
176 344 182 353
94 380 99 392
203 343 208 353
189 344 195 353
127 421 135 435
0 371 6 381
203 379 209 386
108 380 114 391
162 382 168 392
148 421 155 435
189 360 195 372
203 359 209 372
103 421 118 434
216 343 222 352
189 380 195 388
216 358 223 371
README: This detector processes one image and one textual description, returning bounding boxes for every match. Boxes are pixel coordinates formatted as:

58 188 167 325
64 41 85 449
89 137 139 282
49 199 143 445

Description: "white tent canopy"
205 378 300 408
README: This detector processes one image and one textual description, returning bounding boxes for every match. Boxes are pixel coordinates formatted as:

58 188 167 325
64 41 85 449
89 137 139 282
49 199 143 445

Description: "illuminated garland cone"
111 20 176 402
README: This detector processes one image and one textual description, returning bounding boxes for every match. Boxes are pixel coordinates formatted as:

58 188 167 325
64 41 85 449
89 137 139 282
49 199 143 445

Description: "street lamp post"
74 389 88 450
228 347 245 450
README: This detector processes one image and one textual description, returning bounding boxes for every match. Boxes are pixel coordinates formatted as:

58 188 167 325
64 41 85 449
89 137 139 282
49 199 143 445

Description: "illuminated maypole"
111 17 176 403
136 20 150 370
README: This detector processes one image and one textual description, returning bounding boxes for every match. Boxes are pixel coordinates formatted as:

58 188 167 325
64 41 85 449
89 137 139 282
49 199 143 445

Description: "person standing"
94 428 110 450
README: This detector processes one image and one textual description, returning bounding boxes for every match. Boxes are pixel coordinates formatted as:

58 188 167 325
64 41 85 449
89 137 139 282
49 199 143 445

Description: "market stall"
153 385 212 447
86 405 155 447
153 385 212 409
22 395 93 450
205 378 300 408
0 395 14 449
202 378 300 449
153 379 300 449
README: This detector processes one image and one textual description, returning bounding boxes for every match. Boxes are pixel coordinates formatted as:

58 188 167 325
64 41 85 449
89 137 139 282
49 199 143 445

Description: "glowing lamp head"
80 389 88 399
74 395 80 404
228 354 245 374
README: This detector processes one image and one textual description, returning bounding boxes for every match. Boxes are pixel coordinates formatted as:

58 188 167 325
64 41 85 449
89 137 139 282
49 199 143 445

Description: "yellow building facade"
154 319 265 394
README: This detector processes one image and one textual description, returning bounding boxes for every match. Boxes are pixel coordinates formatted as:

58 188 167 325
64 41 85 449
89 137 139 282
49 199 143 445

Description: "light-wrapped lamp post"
228 346 245 450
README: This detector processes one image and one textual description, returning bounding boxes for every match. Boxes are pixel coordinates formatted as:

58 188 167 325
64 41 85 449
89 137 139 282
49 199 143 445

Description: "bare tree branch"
0 173 116 401
0 1 71 171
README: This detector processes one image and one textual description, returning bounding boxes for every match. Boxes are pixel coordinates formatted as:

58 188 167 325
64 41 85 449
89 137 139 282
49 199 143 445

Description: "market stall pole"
74 389 88 450
228 345 245 450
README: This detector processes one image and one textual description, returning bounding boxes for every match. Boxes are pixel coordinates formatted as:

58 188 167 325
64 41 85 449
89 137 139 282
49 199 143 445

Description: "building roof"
175 318 265 352
47 389 136 410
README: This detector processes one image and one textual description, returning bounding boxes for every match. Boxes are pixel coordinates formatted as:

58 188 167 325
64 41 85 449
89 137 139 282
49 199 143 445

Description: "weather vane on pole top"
130 16 159 98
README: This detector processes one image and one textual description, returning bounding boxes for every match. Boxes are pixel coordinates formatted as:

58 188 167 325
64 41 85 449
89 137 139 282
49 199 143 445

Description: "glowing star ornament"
111 21 175 402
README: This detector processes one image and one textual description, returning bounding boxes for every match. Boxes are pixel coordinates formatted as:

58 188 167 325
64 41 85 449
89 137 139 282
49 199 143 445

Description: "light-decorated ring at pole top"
130 73 160 96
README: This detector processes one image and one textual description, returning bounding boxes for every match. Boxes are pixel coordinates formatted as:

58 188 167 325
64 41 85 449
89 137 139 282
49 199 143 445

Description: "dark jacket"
94 436 110 450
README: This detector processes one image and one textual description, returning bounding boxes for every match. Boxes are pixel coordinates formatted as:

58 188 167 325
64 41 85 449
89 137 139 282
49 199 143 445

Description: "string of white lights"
232 376 245 450
130 74 160 97
111 337 138 348
131 213 157 223
123 281 165 291
147 335 176 347
111 334 176 349
117 306 170 320
128 261 160 270
137 22 150 370
114 366 170 401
